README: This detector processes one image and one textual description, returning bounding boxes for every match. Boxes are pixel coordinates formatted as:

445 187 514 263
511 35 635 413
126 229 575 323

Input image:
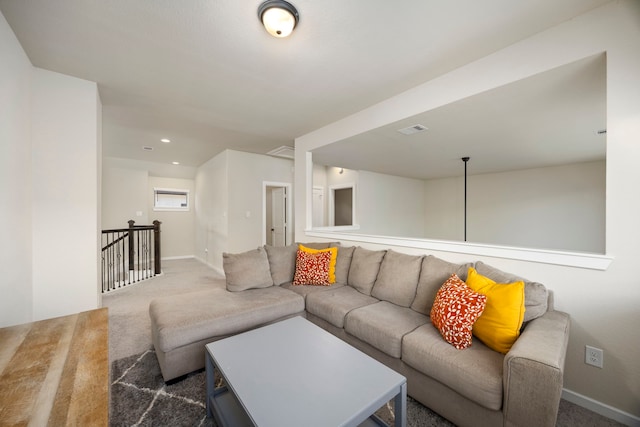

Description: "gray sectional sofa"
149 243 570 427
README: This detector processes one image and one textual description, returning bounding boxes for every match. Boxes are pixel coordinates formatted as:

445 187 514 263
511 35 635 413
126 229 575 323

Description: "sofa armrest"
502 310 570 427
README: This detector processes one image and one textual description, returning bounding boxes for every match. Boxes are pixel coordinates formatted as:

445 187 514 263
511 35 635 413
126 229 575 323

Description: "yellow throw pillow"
465 267 525 354
298 245 338 284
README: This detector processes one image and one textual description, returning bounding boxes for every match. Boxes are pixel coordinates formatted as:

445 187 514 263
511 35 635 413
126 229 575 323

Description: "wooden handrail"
101 232 128 251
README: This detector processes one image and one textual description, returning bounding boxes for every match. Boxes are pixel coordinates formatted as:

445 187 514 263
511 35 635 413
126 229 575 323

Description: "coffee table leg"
206 353 215 418
394 382 407 427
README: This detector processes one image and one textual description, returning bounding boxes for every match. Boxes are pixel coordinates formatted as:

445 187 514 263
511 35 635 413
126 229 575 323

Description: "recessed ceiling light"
161 138 171 143
172 161 180 165
142 146 154 151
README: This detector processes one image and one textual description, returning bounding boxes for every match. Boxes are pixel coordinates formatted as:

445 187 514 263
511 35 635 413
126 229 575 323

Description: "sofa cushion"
475 261 548 322
293 248 334 286
330 244 355 285
280 282 344 300
345 301 428 358
306 285 378 328
149 286 305 352
264 244 297 286
371 249 422 307
348 247 386 295
430 274 487 350
223 247 273 291
402 323 504 411
411 255 473 315
466 267 525 354
297 242 334 249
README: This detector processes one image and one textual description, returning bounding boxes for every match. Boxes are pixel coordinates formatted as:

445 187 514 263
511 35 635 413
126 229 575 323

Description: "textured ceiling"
0 0 612 168
313 54 607 180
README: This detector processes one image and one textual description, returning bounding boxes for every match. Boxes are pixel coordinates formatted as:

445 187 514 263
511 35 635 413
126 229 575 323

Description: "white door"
271 187 287 246
312 187 324 227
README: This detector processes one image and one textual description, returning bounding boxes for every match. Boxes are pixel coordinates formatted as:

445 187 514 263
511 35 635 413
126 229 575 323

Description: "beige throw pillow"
223 247 273 292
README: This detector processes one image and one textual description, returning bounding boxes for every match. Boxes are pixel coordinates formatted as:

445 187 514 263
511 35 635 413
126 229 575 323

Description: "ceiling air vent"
267 145 295 159
142 146 154 151
397 124 428 135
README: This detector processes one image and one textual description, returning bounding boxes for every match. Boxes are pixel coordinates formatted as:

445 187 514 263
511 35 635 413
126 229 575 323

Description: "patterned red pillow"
430 274 487 350
293 249 332 286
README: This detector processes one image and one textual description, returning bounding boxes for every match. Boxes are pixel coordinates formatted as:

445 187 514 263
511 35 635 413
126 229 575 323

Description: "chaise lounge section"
149 243 570 427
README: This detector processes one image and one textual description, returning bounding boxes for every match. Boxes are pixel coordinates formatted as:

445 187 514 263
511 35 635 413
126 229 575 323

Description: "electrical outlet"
585 345 603 368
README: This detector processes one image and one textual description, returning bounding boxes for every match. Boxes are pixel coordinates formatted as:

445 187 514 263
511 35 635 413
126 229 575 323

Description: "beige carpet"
102 257 226 362
103 258 624 427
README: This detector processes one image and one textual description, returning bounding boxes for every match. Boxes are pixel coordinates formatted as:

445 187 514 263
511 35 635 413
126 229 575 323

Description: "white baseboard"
562 389 640 426
161 255 195 261
194 256 225 277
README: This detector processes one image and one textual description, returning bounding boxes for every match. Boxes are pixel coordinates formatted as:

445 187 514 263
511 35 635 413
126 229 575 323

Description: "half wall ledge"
305 230 613 271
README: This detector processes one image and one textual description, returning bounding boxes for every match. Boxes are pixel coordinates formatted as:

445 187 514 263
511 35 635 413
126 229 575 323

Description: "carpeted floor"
104 258 626 427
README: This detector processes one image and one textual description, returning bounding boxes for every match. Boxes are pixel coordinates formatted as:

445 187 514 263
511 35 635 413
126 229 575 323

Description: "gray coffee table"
205 316 407 427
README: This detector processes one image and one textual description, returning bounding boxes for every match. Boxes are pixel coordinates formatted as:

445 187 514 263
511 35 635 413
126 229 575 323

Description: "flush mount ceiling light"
258 0 299 38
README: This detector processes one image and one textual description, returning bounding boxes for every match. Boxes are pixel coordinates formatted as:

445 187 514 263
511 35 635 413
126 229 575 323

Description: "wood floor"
0 308 109 426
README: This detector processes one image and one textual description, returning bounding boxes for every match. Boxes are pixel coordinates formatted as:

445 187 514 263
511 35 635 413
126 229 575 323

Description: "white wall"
227 150 294 253
148 176 195 258
424 161 605 252
295 0 640 421
195 150 294 270
102 157 197 258
102 160 149 228
1 11 102 327
31 68 101 321
314 161 603 252
195 151 229 270
0 11 33 326
358 171 426 237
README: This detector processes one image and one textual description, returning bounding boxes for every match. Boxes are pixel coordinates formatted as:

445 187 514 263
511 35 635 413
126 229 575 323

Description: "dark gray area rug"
110 349 623 427
110 349 454 427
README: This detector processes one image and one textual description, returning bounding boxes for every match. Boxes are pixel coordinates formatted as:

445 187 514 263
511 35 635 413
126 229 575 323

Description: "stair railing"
101 220 161 293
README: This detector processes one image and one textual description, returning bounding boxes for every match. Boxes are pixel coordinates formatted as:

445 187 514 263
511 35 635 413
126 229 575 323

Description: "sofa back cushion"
330 244 355 285
411 255 473 315
348 247 386 295
264 244 297 286
474 261 548 323
297 242 334 249
223 247 273 291
371 249 423 307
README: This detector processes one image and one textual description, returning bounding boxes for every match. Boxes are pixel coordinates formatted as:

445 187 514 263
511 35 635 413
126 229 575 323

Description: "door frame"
262 181 293 246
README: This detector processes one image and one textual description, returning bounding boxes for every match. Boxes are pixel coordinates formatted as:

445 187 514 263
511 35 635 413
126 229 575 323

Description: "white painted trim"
305 230 613 270
562 389 640 426
312 186 325 228
262 181 293 246
305 152 314 231
161 255 195 261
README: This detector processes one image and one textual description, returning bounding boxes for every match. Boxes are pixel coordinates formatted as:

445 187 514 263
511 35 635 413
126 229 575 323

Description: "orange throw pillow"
292 249 333 286
298 245 338 283
430 274 487 350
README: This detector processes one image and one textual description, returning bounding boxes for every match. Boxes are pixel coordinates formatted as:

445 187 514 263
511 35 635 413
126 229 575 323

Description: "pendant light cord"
462 157 470 242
